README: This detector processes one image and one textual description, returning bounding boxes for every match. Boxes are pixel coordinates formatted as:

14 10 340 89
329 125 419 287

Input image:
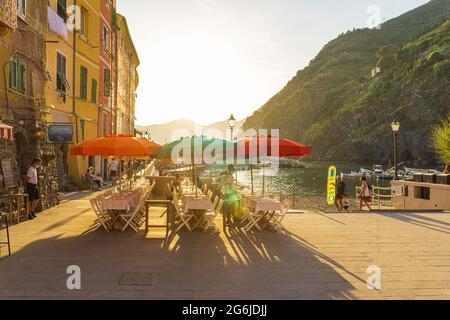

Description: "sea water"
204 162 391 198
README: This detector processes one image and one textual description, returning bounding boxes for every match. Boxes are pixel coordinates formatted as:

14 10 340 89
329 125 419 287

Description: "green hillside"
244 0 450 164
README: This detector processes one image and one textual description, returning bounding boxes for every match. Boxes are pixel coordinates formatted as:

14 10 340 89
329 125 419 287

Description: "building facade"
0 0 60 206
116 14 139 136
46 0 101 187
0 1 138 193
98 0 114 139
97 0 117 178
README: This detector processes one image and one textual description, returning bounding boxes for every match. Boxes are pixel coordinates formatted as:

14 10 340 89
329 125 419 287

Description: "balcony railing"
0 0 18 36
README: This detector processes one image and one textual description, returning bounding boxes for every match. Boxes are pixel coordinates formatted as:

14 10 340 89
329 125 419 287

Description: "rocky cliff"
244 0 450 165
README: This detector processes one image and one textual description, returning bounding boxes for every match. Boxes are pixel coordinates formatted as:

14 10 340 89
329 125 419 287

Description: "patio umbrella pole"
130 157 133 190
251 166 254 196
119 156 122 191
262 165 265 197
194 163 198 198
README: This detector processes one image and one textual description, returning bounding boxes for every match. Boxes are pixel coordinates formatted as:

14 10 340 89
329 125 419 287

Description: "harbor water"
207 162 392 198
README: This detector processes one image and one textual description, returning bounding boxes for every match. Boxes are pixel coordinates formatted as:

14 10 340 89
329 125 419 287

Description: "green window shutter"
104 69 111 97
18 62 25 94
57 0 68 21
80 66 87 99
91 79 97 103
103 113 108 136
9 60 17 91
57 53 69 92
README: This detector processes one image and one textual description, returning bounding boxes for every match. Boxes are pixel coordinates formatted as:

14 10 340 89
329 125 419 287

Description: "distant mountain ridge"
136 119 245 145
244 0 450 164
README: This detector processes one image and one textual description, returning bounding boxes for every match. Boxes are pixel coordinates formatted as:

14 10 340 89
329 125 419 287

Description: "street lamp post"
228 114 238 196
228 114 236 141
391 120 400 180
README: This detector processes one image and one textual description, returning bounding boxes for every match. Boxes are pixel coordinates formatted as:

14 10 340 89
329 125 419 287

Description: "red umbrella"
235 136 313 195
236 136 312 158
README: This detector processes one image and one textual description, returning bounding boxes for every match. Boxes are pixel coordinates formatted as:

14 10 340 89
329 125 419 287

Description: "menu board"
0 159 15 188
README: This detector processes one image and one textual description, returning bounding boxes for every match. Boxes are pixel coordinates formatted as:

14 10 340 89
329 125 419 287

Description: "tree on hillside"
432 113 450 165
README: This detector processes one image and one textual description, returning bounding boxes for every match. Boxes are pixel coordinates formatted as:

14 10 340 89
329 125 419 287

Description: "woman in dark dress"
334 176 346 212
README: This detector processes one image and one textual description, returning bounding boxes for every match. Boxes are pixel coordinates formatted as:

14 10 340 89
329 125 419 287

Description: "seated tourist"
87 168 104 189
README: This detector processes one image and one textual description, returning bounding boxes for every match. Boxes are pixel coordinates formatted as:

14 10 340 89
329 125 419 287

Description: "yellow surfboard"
327 166 337 205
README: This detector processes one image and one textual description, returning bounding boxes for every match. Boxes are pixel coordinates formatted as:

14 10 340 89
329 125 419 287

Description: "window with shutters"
91 79 97 103
80 6 89 39
103 113 108 137
57 53 69 93
9 58 25 94
80 66 88 100
104 69 111 97
57 0 68 21
103 27 110 55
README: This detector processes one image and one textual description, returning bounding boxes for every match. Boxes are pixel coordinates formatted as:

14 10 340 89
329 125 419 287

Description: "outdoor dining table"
246 196 285 231
247 197 284 212
102 192 140 230
182 195 214 231
102 193 139 212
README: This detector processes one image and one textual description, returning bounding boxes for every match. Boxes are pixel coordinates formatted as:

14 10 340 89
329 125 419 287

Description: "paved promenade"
0 191 449 300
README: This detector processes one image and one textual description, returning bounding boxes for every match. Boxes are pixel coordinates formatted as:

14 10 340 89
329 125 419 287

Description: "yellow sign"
327 166 337 205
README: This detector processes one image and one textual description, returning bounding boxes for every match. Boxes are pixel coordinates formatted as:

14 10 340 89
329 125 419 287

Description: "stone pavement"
0 191 449 300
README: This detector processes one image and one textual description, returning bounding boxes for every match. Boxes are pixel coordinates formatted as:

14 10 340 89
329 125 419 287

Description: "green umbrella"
156 136 234 197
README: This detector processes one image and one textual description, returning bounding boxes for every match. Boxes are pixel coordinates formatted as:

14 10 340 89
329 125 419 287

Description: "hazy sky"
117 0 429 126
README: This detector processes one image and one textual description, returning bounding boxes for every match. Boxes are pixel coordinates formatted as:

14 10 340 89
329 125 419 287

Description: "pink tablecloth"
102 194 139 212
247 197 284 213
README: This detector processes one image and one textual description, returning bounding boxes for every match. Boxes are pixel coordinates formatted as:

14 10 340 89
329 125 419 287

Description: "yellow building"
46 0 100 186
116 14 139 135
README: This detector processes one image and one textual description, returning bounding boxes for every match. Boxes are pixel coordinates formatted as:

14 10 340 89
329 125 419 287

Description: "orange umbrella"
70 135 161 157
70 141 90 156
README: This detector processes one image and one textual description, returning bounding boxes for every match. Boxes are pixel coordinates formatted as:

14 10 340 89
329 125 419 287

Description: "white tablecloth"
183 196 214 213
247 197 284 213
102 194 139 212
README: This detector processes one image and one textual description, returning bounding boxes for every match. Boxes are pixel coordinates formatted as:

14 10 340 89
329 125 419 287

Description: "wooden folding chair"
120 191 147 232
243 207 264 232
203 199 224 232
172 193 194 233
269 205 288 232
211 196 219 211
90 198 113 231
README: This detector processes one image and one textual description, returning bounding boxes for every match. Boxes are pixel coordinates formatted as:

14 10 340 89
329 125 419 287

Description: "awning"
0 123 13 140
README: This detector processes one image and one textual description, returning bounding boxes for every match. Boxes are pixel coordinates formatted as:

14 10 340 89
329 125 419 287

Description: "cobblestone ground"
0 191 449 300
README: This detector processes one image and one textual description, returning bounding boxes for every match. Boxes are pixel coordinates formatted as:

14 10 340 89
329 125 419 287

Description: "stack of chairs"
90 195 114 232
89 181 156 232
120 182 156 232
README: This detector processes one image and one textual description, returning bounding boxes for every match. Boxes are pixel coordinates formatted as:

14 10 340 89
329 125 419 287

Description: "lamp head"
228 114 236 129
391 120 400 133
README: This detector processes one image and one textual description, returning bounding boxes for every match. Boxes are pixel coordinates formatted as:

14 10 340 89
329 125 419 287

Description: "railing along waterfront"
356 186 394 210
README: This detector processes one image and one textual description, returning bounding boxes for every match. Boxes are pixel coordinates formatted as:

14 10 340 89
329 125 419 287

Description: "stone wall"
0 0 59 208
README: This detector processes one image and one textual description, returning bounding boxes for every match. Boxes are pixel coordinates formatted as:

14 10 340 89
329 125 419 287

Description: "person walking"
334 176 346 212
359 176 372 211
26 158 42 219
108 158 119 185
